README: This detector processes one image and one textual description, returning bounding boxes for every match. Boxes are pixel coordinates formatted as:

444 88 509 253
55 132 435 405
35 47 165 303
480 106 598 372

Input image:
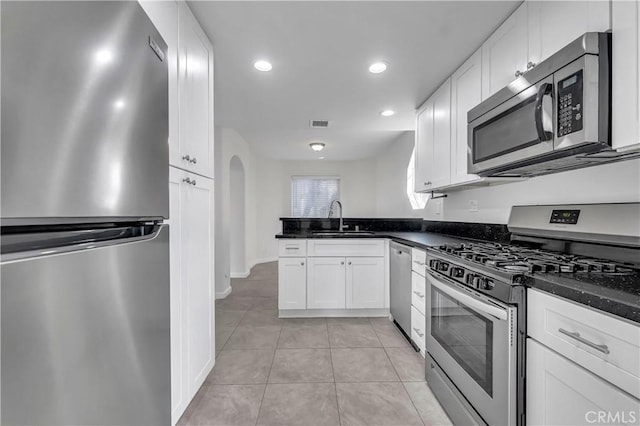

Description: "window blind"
291 176 340 217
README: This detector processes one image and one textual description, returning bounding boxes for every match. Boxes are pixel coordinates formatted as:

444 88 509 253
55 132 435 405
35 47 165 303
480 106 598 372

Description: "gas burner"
435 243 636 276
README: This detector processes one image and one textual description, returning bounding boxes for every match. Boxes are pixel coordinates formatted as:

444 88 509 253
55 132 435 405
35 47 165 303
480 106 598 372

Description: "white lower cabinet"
527 338 640 426
346 257 385 309
307 257 346 309
169 167 214 424
411 305 426 356
278 258 307 310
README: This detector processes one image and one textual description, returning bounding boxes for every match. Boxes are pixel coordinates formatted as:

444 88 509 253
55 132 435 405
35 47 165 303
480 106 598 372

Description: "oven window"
472 95 540 163
431 286 493 396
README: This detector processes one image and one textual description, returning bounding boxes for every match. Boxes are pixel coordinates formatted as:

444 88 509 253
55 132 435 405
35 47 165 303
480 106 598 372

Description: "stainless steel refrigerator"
1 2 171 424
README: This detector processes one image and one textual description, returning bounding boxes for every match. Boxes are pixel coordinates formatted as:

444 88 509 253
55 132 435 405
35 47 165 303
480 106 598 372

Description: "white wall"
373 132 640 223
254 156 378 262
214 127 256 298
375 131 423 218
229 155 246 276
426 159 640 223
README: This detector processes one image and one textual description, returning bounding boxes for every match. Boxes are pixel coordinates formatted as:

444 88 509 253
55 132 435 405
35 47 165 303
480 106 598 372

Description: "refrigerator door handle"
1 224 164 263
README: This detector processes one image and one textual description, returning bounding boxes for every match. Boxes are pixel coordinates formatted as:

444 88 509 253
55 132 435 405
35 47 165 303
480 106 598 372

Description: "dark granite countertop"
525 273 640 324
276 226 640 324
275 230 467 248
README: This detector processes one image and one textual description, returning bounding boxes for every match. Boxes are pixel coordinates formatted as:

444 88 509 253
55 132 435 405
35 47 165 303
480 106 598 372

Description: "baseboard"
215 286 232 299
251 257 277 268
230 271 250 279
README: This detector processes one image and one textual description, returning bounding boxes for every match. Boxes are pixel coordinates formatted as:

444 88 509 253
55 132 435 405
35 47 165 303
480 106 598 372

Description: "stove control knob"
450 267 465 278
429 259 439 270
482 279 495 290
472 276 483 289
465 274 476 286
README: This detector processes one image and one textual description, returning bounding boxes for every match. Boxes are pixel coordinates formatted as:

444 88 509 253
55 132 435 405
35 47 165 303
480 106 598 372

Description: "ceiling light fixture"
380 109 395 117
369 62 388 74
254 60 272 72
309 142 325 152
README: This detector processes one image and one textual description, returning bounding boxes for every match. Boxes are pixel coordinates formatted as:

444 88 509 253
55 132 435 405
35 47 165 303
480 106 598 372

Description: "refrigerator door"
1 225 170 425
1 1 169 223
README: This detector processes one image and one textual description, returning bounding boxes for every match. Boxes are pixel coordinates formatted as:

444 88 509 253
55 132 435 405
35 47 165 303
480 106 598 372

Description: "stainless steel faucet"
329 200 344 232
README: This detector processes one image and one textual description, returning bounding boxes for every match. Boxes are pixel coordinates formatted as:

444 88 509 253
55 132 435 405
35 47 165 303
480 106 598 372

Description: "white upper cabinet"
431 79 452 189
450 50 482 185
527 1 611 68
414 79 451 192
612 0 640 152
481 3 528 99
414 101 434 193
177 3 214 178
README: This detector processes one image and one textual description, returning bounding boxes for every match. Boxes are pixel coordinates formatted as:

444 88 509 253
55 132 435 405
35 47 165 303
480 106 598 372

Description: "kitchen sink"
310 231 376 236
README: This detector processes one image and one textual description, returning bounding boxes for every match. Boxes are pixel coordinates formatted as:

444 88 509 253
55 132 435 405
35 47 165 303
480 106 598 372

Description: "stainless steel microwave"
467 32 614 177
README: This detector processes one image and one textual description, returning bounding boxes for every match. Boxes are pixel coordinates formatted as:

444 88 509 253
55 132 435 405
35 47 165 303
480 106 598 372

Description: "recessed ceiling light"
309 142 325 151
319 156 325 160
369 62 387 74
254 60 272 72
94 49 113 65
380 109 395 117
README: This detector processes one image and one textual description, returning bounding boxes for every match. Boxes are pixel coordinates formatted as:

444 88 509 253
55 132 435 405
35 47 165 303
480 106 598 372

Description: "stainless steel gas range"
424 203 640 426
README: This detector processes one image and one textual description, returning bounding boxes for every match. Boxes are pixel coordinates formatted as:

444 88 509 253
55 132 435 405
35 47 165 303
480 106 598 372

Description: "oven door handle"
427 271 508 321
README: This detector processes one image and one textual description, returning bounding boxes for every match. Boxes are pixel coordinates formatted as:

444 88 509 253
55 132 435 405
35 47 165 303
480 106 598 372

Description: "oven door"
468 75 554 175
426 270 517 426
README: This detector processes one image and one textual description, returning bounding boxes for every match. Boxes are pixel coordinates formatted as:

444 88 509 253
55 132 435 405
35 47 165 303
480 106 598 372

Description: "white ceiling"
189 1 521 161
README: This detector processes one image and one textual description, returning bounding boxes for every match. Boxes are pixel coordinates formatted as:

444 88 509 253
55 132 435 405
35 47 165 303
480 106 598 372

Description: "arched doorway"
229 156 246 276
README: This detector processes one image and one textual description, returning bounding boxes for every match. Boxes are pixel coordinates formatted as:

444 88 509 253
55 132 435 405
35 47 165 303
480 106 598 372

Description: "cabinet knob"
190 157 197 164
348 261 352 265
526 61 536 70
300 262 304 266
424 181 431 186
340 261 345 265
182 177 196 186
182 154 191 162
514 70 524 78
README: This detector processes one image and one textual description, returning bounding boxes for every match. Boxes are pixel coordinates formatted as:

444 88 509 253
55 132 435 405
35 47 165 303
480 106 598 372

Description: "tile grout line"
254 322 283 426
327 319 343 426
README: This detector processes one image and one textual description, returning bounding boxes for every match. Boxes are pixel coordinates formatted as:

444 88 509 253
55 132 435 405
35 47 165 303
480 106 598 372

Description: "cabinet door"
278 258 307 310
181 172 214 400
345 257 385 309
414 101 434 193
450 50 482 185
612 0 640 152
527 339 640 426
178 3 214 178
139 0 179 178
528 1 610 68
481 3 528 99
307 257 346 309
431 79 452 189
168 167 187 424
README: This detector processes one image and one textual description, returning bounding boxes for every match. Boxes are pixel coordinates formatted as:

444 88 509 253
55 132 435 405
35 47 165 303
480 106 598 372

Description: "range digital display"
550 210 580 224
562 75 578 88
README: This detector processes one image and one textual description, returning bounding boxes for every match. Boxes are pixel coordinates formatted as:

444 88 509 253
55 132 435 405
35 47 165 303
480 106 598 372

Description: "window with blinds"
291 176 340 217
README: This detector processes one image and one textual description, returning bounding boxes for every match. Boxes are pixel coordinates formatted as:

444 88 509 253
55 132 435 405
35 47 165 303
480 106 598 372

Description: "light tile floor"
179 261 452 426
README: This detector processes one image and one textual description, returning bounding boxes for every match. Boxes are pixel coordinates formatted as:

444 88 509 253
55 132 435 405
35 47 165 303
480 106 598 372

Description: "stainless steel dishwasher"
390 241 413 344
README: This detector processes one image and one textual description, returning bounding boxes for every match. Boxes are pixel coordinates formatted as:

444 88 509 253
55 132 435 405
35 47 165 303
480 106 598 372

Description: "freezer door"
1 226 170 425
1 1 169 222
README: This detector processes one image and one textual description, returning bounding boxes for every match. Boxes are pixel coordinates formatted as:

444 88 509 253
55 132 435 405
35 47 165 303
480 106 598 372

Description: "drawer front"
528 288 640 399
411 271 426 315
411 305 426 355
411 248 426 276
278 240 307 257
527 338 640 426
307 239 385 257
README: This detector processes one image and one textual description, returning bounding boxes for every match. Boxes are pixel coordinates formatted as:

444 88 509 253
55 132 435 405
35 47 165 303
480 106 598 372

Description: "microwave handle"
535 82 553 141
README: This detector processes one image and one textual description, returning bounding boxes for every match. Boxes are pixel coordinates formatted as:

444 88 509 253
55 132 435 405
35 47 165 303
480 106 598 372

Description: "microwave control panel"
557 70 584 137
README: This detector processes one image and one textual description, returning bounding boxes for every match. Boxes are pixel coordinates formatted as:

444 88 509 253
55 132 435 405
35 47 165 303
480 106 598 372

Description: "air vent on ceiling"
310 120 330 128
